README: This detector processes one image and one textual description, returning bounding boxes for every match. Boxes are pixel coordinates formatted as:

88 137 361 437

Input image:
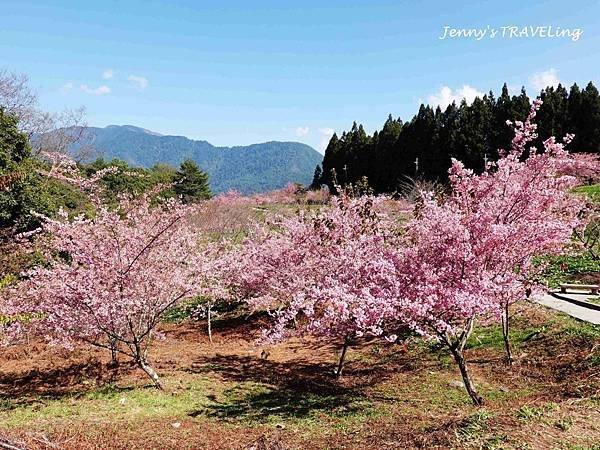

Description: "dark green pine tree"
398 104 437 185
320 132 341 190
438 101 460 165
418 104 444 178
512 87 532 119
310 164 322 189
173 159 212 203
491 83 516 153
576 82 600 153
567 83 583 148
535 84 569 150
373 115 403 192
454 96 493 172
345 122 371 185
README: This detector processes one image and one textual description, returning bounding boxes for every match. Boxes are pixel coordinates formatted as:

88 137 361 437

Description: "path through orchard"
536 292 600 324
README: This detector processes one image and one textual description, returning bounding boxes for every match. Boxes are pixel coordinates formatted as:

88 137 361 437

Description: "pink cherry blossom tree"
394 99 598 404
448 101 596 363
3 155 215 389
223 192 403 376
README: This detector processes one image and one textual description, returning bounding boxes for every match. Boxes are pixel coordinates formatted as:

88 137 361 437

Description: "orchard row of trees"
316 82 600 193
2 99 598 406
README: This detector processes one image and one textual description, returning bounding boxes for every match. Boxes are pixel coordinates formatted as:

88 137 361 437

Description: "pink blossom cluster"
221 193 401 343
396 99 595 339
3 197 214 351
1 159 219 387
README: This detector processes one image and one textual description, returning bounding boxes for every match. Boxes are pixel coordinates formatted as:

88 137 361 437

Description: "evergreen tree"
535 84 569 150
372 115 402 191
173 159 212 203
454 96 493 171
317 81 599 194
438 102 460 174
310 164 322 189
399 105 437 187
491 83 515 153
345 122 371 184
321 132 341 189
577 82 600 153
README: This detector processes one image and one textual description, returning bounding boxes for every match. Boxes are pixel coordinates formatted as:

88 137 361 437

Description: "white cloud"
61 82 74 91
102 69 114 80
128 75 148 91
427 84 484 108
295 126 309 137
80 84 111 95
318 127 335 151
529 68 560 91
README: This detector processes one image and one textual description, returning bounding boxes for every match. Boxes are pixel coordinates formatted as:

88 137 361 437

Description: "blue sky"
1 1 599 152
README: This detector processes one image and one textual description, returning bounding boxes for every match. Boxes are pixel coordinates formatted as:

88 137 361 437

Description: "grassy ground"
539 253 600 288
574 184 600 203
1 304 599 449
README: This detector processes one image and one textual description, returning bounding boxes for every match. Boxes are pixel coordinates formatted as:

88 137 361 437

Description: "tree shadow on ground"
188 353 348 393
0 359 134 402
188 341 418 392
186 347 419 422
193 382 370 423
166 309 273 342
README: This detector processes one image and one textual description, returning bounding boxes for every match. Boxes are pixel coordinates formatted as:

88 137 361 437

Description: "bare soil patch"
1 304 599 449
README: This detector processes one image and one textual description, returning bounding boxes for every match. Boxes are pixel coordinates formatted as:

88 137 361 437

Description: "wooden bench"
559 283 599 295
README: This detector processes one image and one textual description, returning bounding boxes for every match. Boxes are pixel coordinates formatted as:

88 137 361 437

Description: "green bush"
0 110 56 231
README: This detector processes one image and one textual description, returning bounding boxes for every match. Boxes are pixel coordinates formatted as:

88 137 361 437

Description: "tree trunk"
450 346 483 406
501 302 513 365
138 358 163 390
444 318 483 406
108 338 119 368
207 304 213 344
336 338 350 378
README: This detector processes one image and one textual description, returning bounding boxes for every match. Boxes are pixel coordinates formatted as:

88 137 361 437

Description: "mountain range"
72 125 323 194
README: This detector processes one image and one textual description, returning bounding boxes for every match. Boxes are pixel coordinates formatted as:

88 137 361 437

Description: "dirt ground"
1 304 599 450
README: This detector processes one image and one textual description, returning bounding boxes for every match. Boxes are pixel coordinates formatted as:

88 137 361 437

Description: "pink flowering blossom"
393 99 599 404
213 184 329 207
3 158 217 389
222 192 402 375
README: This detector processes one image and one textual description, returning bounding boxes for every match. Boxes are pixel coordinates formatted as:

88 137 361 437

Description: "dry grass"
0 304 599 449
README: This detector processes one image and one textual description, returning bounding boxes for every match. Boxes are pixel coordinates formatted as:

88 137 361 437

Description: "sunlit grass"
574 184 600 202
0 377 216 427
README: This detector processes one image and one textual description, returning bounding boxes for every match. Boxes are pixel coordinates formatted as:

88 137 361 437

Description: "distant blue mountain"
73 125 322 194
